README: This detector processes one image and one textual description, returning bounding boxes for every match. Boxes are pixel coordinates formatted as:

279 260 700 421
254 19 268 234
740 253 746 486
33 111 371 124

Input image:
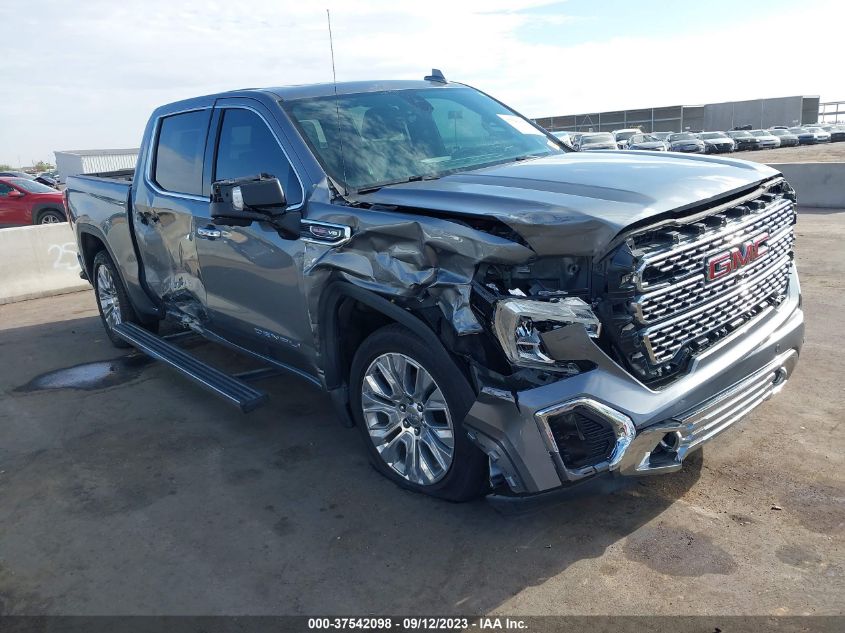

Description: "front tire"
349 324 488 501
92 250 157 348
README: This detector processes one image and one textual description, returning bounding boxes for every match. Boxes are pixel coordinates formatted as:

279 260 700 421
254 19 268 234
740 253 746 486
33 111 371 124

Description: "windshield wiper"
354 174 441 195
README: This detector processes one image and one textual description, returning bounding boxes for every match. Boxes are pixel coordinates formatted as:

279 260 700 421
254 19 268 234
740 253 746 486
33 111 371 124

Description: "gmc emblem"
706 233 769 282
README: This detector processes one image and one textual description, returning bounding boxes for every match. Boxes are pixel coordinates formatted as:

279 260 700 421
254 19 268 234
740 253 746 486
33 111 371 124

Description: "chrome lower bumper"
613 349 798 476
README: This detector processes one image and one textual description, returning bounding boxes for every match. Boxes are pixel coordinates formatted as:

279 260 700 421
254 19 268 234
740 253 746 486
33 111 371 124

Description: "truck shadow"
1 314 703 615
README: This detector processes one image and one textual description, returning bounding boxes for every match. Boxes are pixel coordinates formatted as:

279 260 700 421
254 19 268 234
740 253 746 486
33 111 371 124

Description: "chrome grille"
643 258 791 364
634 228 794 325
602 179 796 380
637 198 794 289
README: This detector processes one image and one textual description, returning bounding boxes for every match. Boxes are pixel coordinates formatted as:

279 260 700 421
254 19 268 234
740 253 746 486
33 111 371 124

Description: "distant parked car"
575 132 618 151
698 132 735 153
626 133 668 151
789 127 829 144
34 174 59 189
666 132 705 153
726 130 761 151
817 124 845 142
613 128 641 149
749 129 781 149
768 129 800 147
0 170 36 180
0 177 67 227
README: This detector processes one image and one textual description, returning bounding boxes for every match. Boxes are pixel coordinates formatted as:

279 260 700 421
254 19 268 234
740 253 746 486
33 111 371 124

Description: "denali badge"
706 233 769 282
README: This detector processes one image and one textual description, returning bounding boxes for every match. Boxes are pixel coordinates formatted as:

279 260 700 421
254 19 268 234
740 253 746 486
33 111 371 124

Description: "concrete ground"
0 210 843 617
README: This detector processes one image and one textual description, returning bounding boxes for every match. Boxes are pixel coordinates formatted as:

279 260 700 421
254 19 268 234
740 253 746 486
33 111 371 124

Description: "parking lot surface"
732 142 845 164
0 209 843 616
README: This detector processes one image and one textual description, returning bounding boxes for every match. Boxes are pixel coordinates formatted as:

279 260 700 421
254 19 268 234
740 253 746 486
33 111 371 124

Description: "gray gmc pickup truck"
66 73 803 501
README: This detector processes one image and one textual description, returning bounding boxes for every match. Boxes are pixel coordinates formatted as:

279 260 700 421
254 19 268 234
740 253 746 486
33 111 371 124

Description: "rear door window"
154 110 211 196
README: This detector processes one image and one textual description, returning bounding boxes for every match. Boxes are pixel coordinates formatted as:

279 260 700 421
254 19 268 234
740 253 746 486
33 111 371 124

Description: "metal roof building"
534 95 820 134
54 148 139 182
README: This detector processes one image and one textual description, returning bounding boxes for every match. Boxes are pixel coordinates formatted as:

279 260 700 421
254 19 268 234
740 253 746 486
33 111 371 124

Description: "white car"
613 128 642 149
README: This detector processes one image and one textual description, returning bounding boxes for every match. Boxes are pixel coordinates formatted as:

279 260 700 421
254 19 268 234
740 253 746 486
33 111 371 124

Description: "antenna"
327 9 349 196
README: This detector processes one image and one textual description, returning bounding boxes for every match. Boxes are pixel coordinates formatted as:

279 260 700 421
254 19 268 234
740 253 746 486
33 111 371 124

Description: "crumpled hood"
354 151 780 257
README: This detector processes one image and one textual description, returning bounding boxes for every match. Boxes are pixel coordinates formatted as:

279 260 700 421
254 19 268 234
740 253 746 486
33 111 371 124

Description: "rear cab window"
153 110 211 196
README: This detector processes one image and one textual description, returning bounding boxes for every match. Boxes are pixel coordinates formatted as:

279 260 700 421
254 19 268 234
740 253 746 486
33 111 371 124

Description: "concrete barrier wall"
0 224 90 305
767 162 845 209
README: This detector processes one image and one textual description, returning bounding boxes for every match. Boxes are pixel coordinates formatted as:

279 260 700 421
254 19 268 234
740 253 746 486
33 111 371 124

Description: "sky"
1 0 843 166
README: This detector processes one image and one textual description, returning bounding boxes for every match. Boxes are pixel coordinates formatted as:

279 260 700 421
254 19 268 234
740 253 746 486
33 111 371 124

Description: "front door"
193 99 314 373
132 108 211 319
0 182 28 227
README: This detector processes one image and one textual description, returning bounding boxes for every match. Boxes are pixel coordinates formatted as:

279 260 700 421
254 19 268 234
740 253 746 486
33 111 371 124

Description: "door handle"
197 226 222 240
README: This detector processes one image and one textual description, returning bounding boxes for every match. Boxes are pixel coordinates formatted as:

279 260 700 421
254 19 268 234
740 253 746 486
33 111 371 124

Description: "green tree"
0 164 13 171
34 160 55 171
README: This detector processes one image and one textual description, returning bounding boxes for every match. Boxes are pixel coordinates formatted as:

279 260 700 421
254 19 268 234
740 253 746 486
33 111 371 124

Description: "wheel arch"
30 203 66 224
319 282 459 393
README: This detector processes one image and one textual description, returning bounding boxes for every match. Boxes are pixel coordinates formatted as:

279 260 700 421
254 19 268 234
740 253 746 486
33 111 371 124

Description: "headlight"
493 297 601 367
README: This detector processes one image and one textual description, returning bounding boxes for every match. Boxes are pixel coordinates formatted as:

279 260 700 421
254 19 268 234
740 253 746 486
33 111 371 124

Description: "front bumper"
466 267 804 496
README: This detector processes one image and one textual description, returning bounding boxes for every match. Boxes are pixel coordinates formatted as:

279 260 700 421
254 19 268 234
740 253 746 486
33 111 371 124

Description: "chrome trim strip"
534 398 636 482
614 349 798 476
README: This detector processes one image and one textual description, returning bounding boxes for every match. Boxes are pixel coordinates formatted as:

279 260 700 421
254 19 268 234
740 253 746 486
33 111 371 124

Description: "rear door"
193 98 314 372
132 108 211 318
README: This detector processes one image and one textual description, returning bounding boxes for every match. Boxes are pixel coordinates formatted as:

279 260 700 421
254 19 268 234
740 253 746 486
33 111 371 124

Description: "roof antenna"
327 8 349 196
424 68 447 84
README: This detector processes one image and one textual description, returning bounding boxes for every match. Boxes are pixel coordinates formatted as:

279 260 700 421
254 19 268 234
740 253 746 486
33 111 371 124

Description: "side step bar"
112 322 268 412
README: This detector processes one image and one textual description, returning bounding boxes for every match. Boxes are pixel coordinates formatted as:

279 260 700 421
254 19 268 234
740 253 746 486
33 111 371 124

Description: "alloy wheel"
96 265 122 329
361 352 455 486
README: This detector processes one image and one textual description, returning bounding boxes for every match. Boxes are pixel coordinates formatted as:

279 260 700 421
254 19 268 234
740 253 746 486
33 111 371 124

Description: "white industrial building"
53 148 139 182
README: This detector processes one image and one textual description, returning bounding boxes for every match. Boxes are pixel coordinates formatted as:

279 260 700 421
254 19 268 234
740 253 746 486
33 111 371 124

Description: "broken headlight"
492 297 601 368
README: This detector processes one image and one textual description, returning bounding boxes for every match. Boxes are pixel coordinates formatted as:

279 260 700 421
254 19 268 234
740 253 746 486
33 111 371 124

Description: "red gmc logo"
706 233 769 282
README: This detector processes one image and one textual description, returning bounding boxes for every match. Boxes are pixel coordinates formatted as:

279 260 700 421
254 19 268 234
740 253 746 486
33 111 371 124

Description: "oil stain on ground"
623 523 737 576
14 355 151 393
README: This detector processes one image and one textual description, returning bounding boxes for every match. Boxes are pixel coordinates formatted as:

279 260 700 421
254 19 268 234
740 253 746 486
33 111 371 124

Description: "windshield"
700 132 725 139
750 130 769 137
9 178 56 193
284 87 564 192
669 133 696 141
581 133 614 144
729 131 752 138
615 131 637 141
630 134 659 143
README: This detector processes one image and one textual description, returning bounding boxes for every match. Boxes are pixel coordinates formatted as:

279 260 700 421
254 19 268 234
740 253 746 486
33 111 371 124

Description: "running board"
112 322 269 412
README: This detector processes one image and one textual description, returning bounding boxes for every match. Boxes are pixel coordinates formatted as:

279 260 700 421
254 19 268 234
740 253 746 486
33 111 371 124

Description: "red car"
0 177 67 227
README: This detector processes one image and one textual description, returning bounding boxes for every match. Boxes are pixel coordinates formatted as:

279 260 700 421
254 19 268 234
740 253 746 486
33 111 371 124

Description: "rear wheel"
37 209 66 224
92 250 157 347
349 324 488 501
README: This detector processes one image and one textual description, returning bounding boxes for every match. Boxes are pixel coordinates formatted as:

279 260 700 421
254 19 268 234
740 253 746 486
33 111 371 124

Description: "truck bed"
65 171 153 315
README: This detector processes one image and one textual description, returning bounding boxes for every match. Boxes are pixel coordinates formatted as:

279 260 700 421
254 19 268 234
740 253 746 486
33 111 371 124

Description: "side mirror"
211 174 300 239
7 190 24 198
